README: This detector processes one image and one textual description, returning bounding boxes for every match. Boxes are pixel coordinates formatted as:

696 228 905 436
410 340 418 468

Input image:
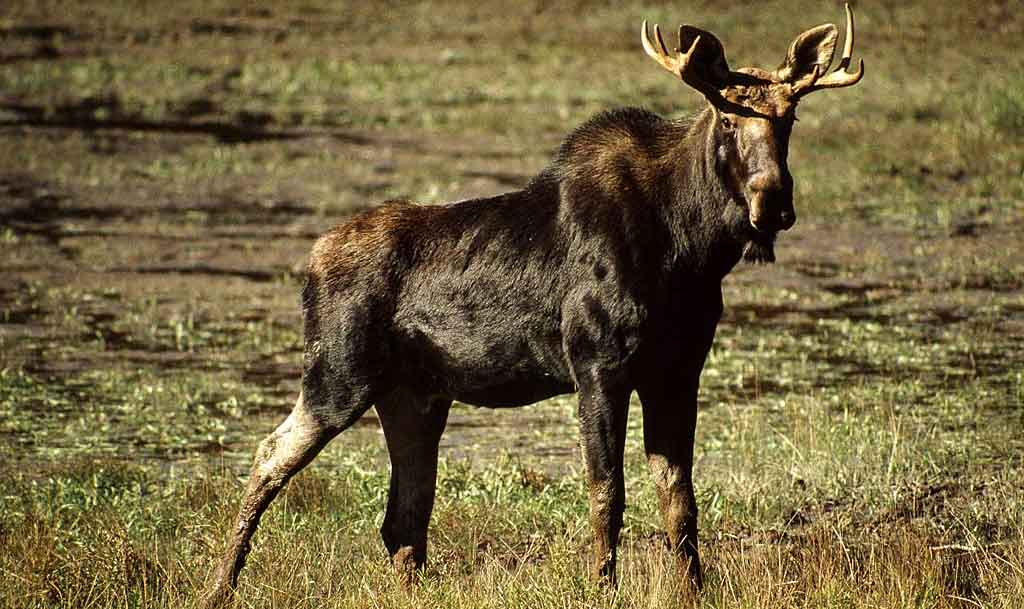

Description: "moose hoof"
681 555 703 591
392 546 419 585
593 556 618 588
200 581 235 609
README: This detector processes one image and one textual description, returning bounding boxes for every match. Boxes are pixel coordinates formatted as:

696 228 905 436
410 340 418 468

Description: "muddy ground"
2 127 1020 469
0 3 1023 606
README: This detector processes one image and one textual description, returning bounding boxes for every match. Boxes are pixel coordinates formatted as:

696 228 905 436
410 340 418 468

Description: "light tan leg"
204 393 341 607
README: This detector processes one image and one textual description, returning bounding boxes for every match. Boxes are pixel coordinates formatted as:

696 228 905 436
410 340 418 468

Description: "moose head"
642 4 863 260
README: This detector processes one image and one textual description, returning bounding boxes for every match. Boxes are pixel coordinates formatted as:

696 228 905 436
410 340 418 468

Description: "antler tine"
642 19 730 102
676 25 695 65
653 22 670 57
641 20 676 74
642 20 697 78
835 2 855 72
641 20 706 82
813 57 863 89
800 3 864 93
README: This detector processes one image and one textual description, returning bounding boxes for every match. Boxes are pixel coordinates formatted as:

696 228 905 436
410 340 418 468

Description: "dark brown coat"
206 7 863 605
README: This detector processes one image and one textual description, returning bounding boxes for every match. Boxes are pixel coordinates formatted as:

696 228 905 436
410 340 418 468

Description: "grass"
1 0 1023 607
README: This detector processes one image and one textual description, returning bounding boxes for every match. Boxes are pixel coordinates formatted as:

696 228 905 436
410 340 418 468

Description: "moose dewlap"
205 5 863 606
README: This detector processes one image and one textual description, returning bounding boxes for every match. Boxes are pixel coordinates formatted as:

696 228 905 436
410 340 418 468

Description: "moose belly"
454 375 575 408
394 318 574 408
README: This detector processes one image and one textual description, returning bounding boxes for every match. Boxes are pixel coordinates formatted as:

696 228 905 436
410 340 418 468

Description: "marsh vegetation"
1 1 1022 607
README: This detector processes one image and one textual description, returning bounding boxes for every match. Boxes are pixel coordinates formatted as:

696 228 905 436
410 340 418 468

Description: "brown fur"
307 200 424 284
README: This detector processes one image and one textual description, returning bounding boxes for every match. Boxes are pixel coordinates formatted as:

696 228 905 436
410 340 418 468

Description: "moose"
206 5 863 604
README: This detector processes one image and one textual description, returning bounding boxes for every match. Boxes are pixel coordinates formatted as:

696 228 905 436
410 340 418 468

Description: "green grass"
1 0 1023 607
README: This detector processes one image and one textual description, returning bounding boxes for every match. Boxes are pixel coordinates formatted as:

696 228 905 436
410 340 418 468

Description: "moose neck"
658 106 750 283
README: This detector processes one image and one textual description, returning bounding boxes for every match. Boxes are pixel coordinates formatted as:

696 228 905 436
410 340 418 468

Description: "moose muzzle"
747 170 796 232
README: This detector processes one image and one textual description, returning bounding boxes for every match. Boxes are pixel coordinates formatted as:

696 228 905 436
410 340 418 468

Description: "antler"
641 21 723 101
795 3 864 96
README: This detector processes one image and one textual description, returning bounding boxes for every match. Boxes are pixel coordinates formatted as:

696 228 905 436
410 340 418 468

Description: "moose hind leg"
376 390 451 582
205 391 360 607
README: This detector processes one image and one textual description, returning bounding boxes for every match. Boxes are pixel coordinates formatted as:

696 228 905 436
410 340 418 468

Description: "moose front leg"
576 373 631 583
638 381 702 589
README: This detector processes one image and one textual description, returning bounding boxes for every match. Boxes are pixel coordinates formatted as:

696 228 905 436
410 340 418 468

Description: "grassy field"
1 1 1023 607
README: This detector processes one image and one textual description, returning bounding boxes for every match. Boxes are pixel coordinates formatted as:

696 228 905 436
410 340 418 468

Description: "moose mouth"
742 228 777 264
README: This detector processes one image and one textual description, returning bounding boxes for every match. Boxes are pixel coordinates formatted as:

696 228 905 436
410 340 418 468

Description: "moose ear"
778 24 838 87
677 25 732 89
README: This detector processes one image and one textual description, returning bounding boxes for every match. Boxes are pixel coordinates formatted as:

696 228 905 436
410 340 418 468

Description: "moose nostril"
779 210 796 230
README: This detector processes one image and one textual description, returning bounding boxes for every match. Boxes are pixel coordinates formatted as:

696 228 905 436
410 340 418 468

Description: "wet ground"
1 0 1022 478
2 149 1021 475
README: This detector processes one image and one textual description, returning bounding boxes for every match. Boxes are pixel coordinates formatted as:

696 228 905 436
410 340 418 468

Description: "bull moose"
206 5 863 604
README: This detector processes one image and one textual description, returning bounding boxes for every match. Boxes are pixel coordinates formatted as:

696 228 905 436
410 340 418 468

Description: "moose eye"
720 116 734 131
